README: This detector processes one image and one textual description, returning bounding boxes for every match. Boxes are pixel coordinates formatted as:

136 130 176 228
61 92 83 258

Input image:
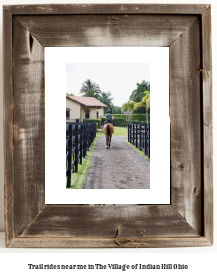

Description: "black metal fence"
128 123 150 158
66 121 96 188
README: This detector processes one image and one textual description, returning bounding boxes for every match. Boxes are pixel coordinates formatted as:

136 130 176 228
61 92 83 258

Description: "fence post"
90 124 93 145
140 126 142 150
80 125 83 165
144 124 147 156
127 124 130 142
148 124 150 158
84 124 87 157
67 124 72 188
87 124 90 151
129 124 131 143
136 124 138 148
94 123 96 138
75 124 78 173
89 124 91 148
133 124 135 145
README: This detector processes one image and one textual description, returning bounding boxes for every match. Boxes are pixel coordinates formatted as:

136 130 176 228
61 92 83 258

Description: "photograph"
66 63 150 189
45 46 169 204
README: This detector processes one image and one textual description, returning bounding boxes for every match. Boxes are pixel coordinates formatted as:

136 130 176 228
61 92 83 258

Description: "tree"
111 106 122 114
99 92 114 107
121 101 135 113
134 91 150 123
80 79 101 99
129 80 150 103
133 106 146 114
121 101 135 123
66 93 74 96
98 91 114 113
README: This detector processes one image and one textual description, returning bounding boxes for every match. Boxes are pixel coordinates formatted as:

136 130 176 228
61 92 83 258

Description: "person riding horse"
101 109 114 132
102 110 114 149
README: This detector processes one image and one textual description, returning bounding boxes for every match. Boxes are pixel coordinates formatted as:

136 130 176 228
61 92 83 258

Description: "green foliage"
80 79 101 99
129 80 150 102
130 121 146 124
96 127 128 137
67 136 98 189
100 117 125 127
111 106 122 114
134 91 150 109
85 119 101 127
99 92 114 113
133 106 146 114
121 101 135 113
113 118 125 127
105 114 126 119
66 93 74 96
100 117 106 126
131 114 150 121
133 91 150 124
142 91 150 109
103 114 150 122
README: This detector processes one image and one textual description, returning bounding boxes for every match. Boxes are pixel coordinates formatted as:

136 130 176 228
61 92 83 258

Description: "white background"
45 47 170 204
0 0 216 277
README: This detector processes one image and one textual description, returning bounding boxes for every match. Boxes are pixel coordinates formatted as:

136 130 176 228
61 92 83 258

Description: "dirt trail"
84 136 150 189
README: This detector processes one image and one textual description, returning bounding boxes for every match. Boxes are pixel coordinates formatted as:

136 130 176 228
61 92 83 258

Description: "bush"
113 118 125 127
132 114 150 121
100 117 125 127
104 114 150 122
131 120 148 124
104 114 126 119
100 117 106 126
85 119 101 128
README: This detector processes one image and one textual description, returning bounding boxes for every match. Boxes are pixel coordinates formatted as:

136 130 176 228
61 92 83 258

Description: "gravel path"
84 136 150 189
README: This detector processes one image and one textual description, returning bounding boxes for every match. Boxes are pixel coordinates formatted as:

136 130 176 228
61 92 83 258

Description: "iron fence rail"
128 123 150 158
66 122 96 188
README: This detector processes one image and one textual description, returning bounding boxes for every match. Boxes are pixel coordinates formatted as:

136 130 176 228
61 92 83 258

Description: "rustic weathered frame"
3 4 212 248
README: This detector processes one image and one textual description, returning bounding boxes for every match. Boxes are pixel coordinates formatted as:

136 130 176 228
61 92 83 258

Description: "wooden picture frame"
3 4 213 248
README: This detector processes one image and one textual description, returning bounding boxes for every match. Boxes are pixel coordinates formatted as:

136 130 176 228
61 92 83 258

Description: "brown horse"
103 123 114 149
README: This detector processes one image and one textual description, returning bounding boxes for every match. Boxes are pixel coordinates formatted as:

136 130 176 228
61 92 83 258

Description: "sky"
66 63 150 107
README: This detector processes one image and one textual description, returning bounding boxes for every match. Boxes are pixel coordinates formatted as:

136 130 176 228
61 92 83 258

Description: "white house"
66 96 107 122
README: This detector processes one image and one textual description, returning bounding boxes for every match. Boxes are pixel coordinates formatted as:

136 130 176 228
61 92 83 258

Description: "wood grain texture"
203 125 213 244
201 6 213 244
202 6 212 129
20 205 198 238
13 17 45 237
7 236 212 248
3 4 213 248
4 4 207 15
16 15 197 47
170 17 202 234
3 7 14 247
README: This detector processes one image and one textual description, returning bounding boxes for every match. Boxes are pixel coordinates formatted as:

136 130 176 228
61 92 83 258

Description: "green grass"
125 139 150 161
67 126 128 189
66 138 98 189
96 126 128 137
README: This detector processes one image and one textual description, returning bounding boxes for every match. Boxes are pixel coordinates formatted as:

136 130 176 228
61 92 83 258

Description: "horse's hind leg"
106 136 109 149
109 137 111 148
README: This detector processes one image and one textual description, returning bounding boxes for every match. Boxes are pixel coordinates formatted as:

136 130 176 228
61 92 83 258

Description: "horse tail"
107 123 110 136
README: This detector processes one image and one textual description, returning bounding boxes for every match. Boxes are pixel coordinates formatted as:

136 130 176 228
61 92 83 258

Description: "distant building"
66 96 107 122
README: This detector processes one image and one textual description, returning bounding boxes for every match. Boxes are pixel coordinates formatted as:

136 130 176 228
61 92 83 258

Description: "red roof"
66 96 108 108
